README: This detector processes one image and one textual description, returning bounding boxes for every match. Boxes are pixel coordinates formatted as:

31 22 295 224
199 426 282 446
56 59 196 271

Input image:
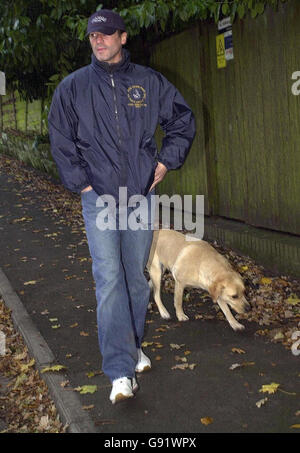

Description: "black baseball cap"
86 9 126 36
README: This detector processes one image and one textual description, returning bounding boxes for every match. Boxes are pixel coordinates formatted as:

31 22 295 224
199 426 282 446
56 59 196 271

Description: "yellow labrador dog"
147 229 250 331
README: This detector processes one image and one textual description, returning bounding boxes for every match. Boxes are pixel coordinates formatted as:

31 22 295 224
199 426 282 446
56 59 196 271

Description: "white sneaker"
109 377 138 404
135 348 151 373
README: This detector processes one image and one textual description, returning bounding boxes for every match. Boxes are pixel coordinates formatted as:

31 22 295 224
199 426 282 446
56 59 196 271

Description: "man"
48 9 195 404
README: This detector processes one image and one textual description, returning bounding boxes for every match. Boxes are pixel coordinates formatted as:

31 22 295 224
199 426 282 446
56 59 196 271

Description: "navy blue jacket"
48 49 195 198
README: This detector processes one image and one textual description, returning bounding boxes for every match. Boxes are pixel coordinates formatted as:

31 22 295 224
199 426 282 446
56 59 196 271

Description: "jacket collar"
91 48 131 74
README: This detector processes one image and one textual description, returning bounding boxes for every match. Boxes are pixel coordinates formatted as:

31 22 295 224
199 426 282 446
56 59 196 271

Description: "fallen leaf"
201 417 213 425
82 404 94 410
14 351 28 361
24 280 37 286
39 415 49 429
44 232 58 237
12 216 33 223
171 363 189 370
260 277 272 285
80 331 89 336
256 397 268 408
285 295 300 306
94 419 116 426
154 343 163 348
171 362 197 370
290 424 300 429
189 363 197 370
86 371 102 378
273 332 284 341
74 385 97 394
229 361 255 370
41 365 67 373
231 348 246 354
229 363 241 371
175 355 187 363
20 358 35 372
141 341 154 347
170 343 185 350
13 373 27 389
259 382 280 394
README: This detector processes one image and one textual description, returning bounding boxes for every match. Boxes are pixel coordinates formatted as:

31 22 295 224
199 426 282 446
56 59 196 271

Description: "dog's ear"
209 281 224 303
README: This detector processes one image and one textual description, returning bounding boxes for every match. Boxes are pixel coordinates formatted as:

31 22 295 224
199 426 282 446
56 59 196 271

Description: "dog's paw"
232 322 245 332
177 313 189 322
159 308 171 320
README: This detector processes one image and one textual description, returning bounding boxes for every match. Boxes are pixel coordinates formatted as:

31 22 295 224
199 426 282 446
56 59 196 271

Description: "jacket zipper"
110 74 122 147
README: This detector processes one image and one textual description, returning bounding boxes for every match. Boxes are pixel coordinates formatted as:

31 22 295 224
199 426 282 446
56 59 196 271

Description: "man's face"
89 31 127 64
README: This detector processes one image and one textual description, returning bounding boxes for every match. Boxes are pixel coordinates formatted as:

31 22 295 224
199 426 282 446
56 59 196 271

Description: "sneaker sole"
111 383 139 404
135 365 151 373
112 392 134 404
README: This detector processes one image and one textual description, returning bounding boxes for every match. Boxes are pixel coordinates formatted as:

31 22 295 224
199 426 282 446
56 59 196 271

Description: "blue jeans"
81 189 154 382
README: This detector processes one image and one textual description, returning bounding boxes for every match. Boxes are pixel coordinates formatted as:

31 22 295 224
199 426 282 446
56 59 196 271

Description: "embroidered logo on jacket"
127 85 147 108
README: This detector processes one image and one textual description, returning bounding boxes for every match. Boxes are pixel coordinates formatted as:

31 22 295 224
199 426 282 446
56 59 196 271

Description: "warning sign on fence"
217 16 234 66
216 34 226 69
0 72 6 95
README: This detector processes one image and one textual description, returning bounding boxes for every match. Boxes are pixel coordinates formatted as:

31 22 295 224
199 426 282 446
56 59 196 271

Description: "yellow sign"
216 34 226 69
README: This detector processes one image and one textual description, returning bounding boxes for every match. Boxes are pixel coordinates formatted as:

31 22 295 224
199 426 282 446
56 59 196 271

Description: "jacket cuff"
76 181 91 194
157 159 170 171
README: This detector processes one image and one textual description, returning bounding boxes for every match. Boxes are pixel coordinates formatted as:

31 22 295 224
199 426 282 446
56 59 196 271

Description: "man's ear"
209 281 224 303
121 32 127 46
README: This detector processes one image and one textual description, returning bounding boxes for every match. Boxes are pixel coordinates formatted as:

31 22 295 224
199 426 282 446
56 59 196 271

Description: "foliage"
0 0 289 102
117 0 289 37
0 0 98 101
0 130 57 177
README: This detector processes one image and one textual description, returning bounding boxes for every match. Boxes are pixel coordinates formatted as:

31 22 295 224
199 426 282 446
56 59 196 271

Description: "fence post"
41 98 44 134
0 71 5 131
0 96 2 132
12 91 17 129
25 99 28 132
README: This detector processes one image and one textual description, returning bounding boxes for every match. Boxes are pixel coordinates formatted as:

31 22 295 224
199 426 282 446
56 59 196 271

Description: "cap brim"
86 24 118 36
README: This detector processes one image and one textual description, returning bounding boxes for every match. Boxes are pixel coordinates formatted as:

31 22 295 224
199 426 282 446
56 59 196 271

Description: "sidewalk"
0 159 299 434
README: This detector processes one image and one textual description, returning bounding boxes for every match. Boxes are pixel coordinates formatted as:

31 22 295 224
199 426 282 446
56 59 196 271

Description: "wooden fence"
151 0 300 236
